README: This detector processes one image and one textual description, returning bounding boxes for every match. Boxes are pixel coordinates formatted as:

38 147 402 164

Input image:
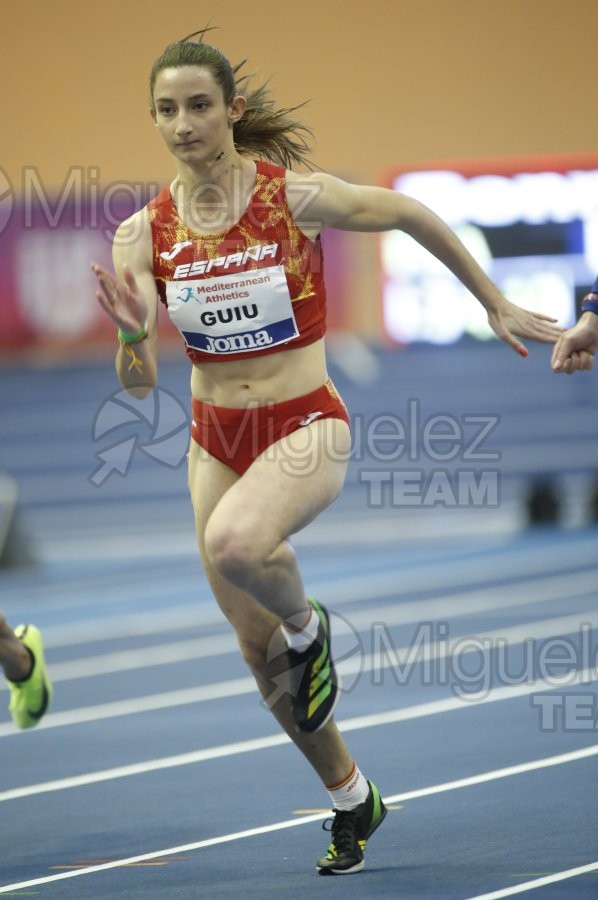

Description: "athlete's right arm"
92 209 159 396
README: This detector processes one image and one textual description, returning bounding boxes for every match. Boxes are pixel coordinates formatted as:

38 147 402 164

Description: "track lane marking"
0 745 595 894
1 569 594 688
4 543 596 646
463 860 598 898
1 667 596 802
1 609 595 738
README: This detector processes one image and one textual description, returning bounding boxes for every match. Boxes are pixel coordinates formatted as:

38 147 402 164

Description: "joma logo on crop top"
173 244 278 279
160 241 193 260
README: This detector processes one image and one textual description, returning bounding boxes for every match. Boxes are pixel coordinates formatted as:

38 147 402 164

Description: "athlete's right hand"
92 262 149 334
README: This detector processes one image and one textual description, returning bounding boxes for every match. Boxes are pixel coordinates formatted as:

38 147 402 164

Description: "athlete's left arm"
291 172 562 355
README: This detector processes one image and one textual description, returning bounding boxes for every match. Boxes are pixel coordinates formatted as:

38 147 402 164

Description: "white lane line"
0 677 256 738
0 744 595 895
25 603 222 650
0 733 289 802
37 510 519 561
1 608 594 739
5 537 597 641
386 744 598 803
0 818 326 893
2 568 593 688
1 666 596 802
463 860 598 899
40 634 238 683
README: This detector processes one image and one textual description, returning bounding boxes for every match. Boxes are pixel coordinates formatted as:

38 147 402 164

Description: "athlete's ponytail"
149 29 314 169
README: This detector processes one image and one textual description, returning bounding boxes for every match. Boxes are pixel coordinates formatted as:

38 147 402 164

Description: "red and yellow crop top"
147 160 327 363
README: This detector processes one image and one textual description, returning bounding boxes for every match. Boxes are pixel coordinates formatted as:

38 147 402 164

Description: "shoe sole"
318 859 365 875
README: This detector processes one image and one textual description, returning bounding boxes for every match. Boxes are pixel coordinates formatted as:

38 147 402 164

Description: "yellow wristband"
121 343 144 374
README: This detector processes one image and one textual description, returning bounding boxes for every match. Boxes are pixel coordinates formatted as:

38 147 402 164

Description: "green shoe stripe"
371 783 382 825
309 599 329 635
309 658 331 698
311 639 329 674
307 679 333 719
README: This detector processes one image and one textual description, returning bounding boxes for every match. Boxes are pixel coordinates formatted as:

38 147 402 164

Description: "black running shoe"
287 598 339 733
317 780 387 875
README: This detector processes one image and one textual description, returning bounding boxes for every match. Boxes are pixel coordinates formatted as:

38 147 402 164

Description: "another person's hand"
551 311 598 374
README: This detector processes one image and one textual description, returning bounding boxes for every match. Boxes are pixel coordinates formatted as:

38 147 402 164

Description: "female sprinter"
92 32 562 876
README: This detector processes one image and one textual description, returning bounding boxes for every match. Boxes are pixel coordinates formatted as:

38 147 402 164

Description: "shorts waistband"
191 380 340 427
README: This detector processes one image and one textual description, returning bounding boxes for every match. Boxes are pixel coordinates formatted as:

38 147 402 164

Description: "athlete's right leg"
187 440 355 788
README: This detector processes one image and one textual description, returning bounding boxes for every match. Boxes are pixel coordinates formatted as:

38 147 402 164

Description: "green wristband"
118 322 148 344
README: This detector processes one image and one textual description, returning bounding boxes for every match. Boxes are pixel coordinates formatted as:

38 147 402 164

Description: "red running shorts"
190 379 350 476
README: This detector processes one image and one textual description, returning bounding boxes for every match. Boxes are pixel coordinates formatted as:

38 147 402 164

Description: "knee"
204 518 263 584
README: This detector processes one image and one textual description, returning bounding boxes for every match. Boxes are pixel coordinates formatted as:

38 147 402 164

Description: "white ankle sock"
281 607 319 652
326 763 370 811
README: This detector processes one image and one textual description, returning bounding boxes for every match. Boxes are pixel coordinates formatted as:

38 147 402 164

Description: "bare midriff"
190 337 328 408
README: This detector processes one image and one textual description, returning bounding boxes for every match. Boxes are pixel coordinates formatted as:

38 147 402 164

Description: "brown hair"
149 29 314 169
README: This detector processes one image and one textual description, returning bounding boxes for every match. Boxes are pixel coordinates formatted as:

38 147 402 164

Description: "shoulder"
285 170 363 233
286 170 405 234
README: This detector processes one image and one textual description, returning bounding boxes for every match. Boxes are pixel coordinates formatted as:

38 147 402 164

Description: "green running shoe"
8 624 52 729
287 598 339 733
317 780 387 875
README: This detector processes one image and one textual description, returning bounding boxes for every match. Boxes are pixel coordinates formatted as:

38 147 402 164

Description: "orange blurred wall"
2 0 597 342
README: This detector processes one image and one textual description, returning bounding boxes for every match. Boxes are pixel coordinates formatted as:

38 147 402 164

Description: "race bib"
165 265 299 355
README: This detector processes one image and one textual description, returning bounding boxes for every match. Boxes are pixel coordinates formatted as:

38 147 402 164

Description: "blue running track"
0 341 597 898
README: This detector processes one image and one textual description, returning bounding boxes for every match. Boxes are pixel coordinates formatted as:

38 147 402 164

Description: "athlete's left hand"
91 262 149 335
486 299 563 358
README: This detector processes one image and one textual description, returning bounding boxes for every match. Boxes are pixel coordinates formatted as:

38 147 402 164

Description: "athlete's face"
151 66 244 165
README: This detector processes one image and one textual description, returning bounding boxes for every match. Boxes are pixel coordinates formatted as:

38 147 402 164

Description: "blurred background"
1 0 597 569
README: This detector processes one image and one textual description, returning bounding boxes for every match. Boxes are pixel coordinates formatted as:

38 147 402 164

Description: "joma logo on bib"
205 331 274 353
